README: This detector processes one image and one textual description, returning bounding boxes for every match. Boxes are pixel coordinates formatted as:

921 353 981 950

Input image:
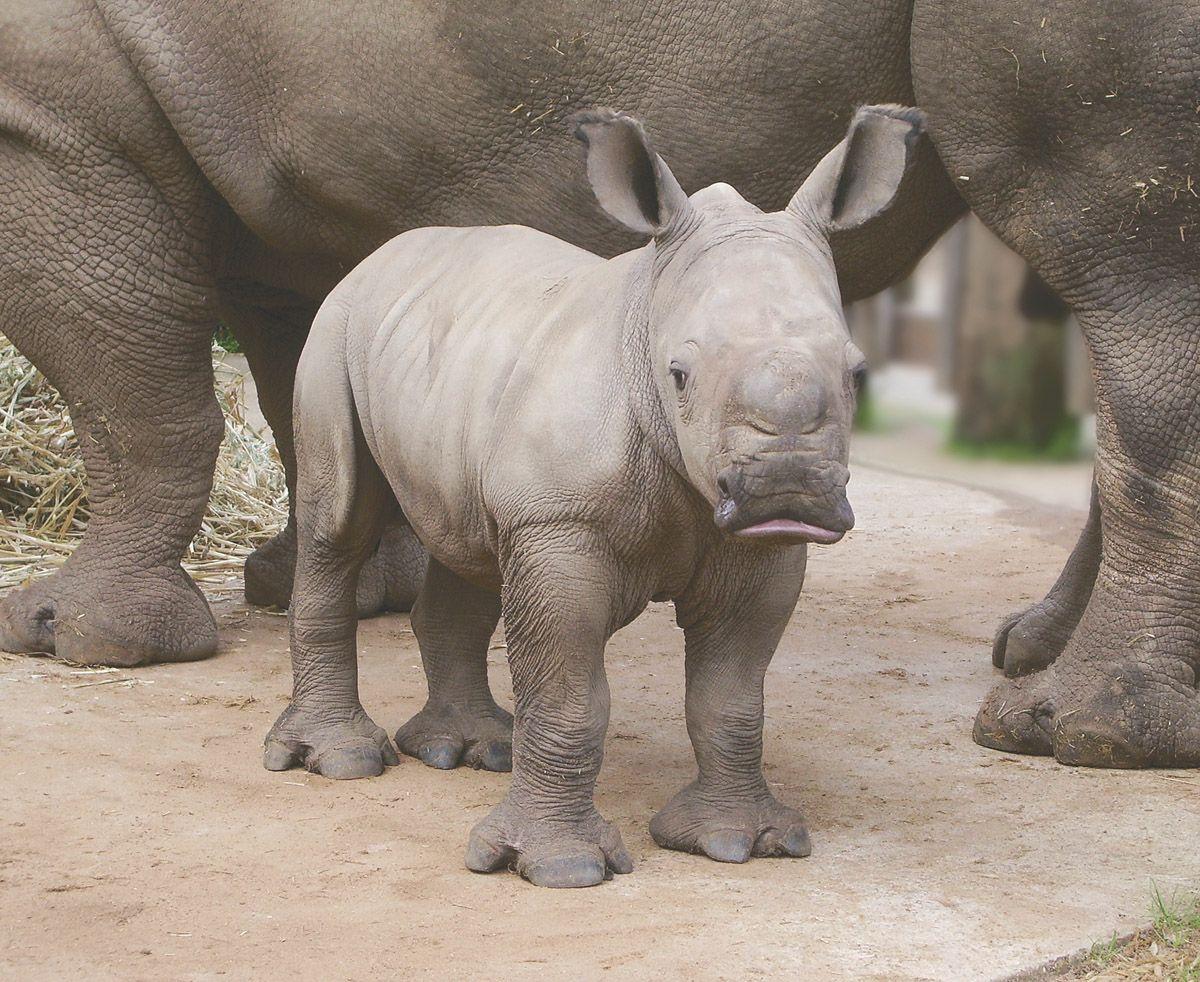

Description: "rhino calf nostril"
717 473 730 497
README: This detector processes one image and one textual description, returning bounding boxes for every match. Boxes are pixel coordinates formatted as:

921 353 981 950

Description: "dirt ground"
3 457 1199 982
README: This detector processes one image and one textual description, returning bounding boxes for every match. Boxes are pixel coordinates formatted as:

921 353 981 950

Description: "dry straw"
0 336 287 591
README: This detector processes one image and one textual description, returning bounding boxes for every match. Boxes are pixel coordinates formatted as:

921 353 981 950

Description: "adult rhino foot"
465 798 632 888
991 599 1079 677
394 700 512 771
264 703 398 779
975 648 1200 768
245 521 427 616
650 782 812 863
0 564 217 666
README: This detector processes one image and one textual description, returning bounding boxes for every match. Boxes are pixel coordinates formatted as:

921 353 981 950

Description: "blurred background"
848 214 1093 456
843 215 1094 514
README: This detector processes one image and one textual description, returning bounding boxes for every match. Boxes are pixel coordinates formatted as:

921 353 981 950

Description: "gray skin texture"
914 0 1200 767
0 0 961 667
266 106 922 888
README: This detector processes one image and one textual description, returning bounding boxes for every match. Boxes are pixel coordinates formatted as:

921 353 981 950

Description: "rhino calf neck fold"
267 106 924 888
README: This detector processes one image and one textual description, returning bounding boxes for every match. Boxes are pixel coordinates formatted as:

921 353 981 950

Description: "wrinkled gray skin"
266 107 920 888
0 1 1196 770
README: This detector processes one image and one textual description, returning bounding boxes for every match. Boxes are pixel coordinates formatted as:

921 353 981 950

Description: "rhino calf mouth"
732 518 845 545
712 495 851 545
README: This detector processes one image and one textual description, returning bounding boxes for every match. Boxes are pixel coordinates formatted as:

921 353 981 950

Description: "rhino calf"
265 106 923 887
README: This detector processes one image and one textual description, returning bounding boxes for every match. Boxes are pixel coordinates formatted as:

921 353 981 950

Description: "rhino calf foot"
394 700 513 771
263 702 398 779
650 783 812 864
465 798 632 888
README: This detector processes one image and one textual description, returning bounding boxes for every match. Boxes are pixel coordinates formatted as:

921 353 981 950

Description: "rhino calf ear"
572 108 689 236
789 104 925 232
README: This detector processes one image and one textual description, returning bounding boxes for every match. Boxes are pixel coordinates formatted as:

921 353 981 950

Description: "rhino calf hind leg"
991 476 1101 676
394 558 511 771
220 294 428 614
651 548 812 864
465 527 633 888
262 321 397 780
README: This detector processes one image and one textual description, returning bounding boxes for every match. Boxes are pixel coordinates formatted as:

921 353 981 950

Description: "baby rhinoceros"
266 105 924 888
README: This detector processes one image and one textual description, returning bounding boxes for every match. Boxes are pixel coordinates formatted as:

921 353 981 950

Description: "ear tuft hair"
854 103 927 132
570 107 623 144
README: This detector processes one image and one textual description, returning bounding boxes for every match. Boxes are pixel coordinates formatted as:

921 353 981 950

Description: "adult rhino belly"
101 0 937 294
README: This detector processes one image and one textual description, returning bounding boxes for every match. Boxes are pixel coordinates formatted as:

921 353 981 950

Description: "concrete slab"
2 463 1196 981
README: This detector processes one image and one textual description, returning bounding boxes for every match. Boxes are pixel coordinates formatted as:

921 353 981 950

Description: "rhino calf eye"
669 365 688 393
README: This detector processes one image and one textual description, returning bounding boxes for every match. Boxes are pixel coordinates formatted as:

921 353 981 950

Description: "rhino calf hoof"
263 703 399 780
650 783 812 863
394 700 513 772
465 800 633 889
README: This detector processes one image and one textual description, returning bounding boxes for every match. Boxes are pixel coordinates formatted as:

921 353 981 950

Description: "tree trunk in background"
953 216 1073 452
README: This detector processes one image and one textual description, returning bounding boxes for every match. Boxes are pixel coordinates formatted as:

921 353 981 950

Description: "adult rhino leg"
0 73 224 666
992 477 1101 676
651 546 811 863
219 289 427 614
0 335 224 667
262 311 396 779
465 526 633 888
973 293 1200 766
394 557 510 771
914 0 1200 766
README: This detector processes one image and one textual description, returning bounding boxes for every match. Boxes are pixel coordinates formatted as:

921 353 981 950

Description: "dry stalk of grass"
0 335 287 590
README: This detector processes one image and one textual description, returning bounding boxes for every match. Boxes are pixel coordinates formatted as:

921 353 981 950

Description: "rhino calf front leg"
465 528 633 888
651 549 812 864
394 558 512 771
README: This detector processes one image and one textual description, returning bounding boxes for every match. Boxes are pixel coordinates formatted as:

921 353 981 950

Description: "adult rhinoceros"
0 0 1195 769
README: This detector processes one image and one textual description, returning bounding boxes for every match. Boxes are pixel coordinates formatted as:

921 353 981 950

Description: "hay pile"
0 335 287 590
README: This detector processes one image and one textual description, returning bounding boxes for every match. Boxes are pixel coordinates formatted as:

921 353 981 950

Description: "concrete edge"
995 927 1143 981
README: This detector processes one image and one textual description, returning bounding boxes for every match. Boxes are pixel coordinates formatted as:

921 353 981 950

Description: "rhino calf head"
576 105 922 544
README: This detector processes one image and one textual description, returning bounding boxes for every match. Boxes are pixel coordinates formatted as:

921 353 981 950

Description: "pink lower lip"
733 519 845 544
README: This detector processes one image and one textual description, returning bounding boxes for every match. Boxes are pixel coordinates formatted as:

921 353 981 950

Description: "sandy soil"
3 462 1198 982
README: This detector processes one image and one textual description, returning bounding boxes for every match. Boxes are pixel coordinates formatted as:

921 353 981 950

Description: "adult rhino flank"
0 1 1197 770
268 106 919 888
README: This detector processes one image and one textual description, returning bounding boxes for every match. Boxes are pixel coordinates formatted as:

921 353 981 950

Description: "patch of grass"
1068 883 1200 980
214 324 242 353
947 415 1084 462
1086 932 1124 968
853 386 881 432
1151 883 1200 950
